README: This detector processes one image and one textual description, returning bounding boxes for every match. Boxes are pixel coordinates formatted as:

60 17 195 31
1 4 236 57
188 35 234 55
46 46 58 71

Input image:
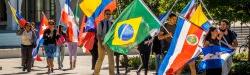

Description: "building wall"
0 0 7 30
3 0 57 31
2 0 76 31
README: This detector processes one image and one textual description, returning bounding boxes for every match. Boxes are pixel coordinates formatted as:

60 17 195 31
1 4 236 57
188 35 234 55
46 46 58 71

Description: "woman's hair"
205 27 217 40
58 25 63 32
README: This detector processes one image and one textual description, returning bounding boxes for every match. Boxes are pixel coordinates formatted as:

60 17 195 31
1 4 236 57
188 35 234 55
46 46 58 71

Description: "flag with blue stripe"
198 46 234 72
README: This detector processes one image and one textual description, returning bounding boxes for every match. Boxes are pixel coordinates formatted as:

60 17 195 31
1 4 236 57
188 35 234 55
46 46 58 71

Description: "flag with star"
32 13 49 60
103 0 161 54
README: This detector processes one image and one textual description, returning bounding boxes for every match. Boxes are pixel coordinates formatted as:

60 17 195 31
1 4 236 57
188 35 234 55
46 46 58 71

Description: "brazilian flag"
104 0 161 54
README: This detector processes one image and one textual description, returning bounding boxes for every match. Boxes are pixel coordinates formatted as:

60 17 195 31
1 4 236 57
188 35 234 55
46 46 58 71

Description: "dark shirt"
97 19 112 41
205 38 220 46
221 30 237 47
160 23 176 52
138 37 151 53
152 37 162 54
43 29 57 46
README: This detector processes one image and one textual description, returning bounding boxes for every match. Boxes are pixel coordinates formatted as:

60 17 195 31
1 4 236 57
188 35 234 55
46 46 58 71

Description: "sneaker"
51 68 54 73
47 68 51 74
22 67 26 71
22 66 27 72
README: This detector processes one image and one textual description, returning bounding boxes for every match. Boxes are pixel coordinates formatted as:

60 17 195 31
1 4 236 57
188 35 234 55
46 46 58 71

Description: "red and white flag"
61 0 78 42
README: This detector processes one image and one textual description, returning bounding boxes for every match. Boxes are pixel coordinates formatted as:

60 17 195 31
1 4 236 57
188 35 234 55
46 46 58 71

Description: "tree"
117 0 250 23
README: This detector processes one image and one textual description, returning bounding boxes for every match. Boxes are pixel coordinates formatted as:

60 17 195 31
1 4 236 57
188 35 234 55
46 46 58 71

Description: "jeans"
94 41 115 75
57 45 65 68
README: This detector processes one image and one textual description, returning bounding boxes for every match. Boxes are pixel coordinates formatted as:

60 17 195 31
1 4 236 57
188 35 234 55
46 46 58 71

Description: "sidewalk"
0 56 155 75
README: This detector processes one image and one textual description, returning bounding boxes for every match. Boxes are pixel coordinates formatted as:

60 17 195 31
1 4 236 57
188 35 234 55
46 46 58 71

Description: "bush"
120 56 141 69
233 52 248 61
230 61 250 75
120 56 157 70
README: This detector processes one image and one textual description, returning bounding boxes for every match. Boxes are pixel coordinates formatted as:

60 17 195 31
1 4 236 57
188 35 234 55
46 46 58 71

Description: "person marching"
56 25 66 70
218 19 238 75
137 36 152 75
66 25 78 70
43 20 57 73
203 27 222 75
94 9 115 75
16 22 36 72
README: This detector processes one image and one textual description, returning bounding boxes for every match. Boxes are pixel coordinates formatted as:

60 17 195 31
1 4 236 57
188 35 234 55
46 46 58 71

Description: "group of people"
17 20 78 73
16 9 238 75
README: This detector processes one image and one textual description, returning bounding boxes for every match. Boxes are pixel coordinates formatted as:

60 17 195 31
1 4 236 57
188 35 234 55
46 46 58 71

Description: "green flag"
73 0 80 24
104 0 161 54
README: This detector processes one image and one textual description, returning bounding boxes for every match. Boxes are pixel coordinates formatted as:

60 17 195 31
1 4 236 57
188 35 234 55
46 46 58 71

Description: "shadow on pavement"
62 68 72 71
1 72 29 75
13 67 22 69
33 66 47 69
53 73 77 75
36 72 76 75
13 67 44 71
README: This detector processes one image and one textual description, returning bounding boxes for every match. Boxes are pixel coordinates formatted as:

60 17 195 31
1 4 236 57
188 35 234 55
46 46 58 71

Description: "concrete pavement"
0 55 155 75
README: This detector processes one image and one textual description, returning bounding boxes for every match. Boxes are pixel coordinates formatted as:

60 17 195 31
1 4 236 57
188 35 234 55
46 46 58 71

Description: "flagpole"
198 0 214 23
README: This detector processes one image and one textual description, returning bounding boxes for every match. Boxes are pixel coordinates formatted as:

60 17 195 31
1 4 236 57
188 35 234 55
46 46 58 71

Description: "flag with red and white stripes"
61 0 79 42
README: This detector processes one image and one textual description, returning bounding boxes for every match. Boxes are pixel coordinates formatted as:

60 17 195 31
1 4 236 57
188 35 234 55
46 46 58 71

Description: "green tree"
117 0 250 23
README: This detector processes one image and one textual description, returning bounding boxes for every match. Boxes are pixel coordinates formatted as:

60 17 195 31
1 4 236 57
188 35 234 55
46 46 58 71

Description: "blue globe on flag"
118 24 134 41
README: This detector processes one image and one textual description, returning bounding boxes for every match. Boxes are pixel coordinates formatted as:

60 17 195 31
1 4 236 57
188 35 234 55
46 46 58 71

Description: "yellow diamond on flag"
189 4 208 27
80 0 102 17
112 17 142 46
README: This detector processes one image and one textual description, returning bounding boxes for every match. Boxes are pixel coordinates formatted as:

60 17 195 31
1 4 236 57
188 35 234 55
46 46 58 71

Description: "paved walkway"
0 56 154 75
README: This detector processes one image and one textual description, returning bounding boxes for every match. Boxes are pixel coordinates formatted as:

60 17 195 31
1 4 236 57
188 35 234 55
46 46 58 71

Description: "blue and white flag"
198 46 234 72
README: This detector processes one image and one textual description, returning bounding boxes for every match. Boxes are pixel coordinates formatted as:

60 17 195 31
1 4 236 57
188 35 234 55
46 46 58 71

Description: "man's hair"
48 20 55 25
169 13 177 18
220 19 230 25
104 9 111 13
25 22 29 26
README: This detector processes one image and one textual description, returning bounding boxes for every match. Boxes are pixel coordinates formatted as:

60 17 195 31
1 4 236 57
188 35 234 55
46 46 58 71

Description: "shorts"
44 44 56 59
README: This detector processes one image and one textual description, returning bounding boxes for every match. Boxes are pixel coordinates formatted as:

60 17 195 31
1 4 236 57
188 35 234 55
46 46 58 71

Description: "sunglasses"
105 13 111 15
49 22 55 25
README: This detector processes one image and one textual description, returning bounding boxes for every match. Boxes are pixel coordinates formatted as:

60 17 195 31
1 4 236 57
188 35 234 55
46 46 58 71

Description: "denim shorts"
44 44 56 59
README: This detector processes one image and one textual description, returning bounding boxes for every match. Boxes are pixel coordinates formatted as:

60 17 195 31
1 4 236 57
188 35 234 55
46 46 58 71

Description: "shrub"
230 61 250 75
233 52 248 61
120 56 157 70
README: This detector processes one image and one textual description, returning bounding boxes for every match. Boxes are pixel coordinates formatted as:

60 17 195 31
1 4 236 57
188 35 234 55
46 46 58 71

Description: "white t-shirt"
21 30 33 45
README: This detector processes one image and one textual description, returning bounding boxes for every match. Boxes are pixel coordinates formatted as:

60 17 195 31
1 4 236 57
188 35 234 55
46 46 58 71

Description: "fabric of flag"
189 5 211 31
34 55 42 61
158 0 211 74
179 0 196 19
8 1 27 28
103 0 161 54
32 13 48 61
78 17 95 53
158 18 204 75
80 0 116 30
61 0 79 42
78 0 116 52
16 12 27 27
73 0 81 24
198 46 233 72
